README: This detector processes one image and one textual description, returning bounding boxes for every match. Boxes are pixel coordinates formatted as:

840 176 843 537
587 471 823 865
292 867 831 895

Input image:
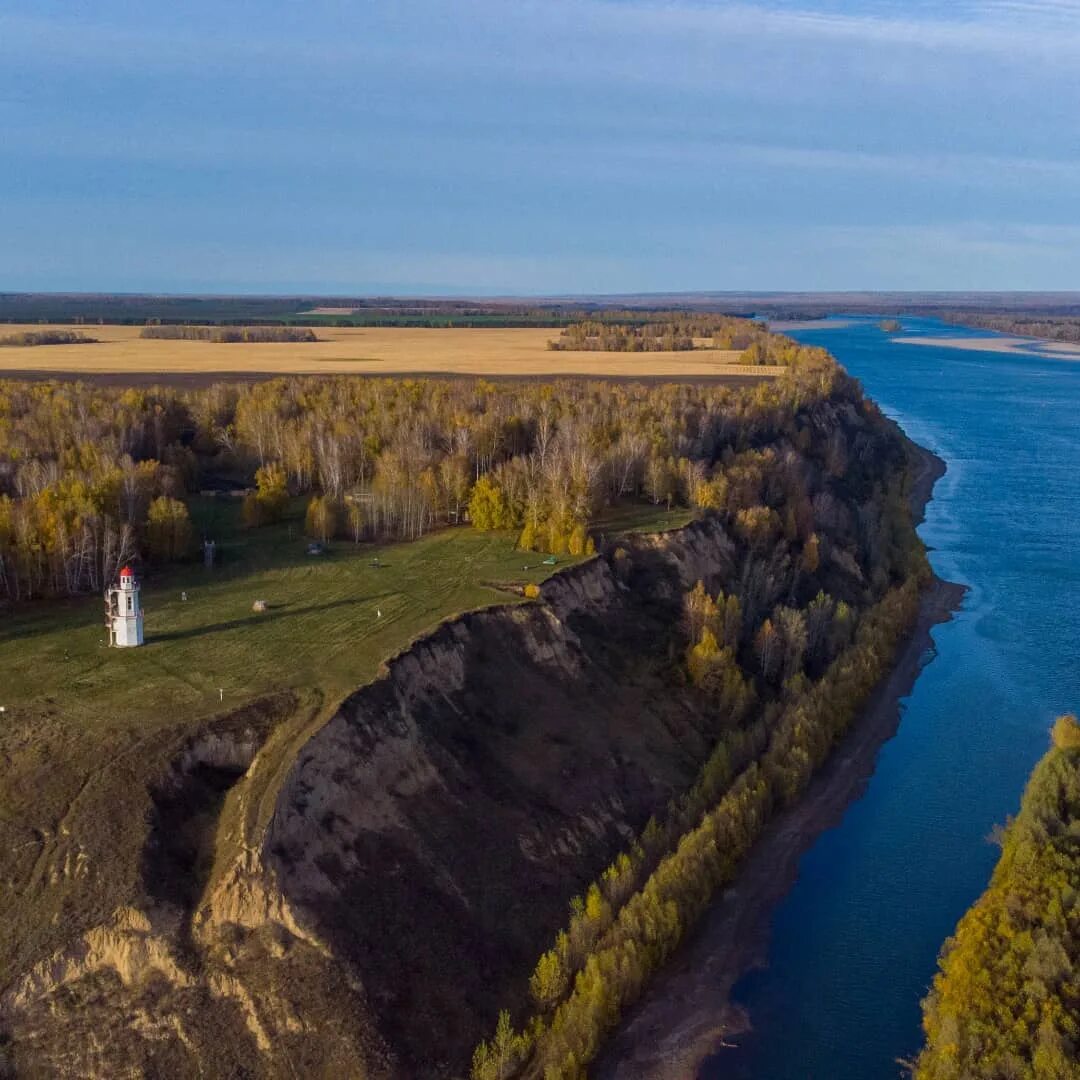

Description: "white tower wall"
107 568 145 648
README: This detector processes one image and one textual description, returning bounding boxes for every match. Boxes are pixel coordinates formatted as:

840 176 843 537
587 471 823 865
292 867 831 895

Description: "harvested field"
0 323 781 380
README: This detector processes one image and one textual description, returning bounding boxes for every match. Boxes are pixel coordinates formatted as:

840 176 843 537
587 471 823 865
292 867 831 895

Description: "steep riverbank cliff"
1 520 749 1077
595 445 964 1079
2 389 924 1079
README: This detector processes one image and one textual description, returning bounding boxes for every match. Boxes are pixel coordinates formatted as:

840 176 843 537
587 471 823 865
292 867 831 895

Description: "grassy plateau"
0 499 689 987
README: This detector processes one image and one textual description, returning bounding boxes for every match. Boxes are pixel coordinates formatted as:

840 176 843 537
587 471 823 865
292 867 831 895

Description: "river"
693 316 1080 1078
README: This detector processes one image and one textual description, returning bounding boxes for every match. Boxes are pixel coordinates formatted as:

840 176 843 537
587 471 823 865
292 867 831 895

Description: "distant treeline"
942 312 1080 344
0 295 753 330
0 330 97 347
8 292 1080 328
140 325 318 343
549 314 769 353
549 314 771 353
549 315 821 367
916 715 1080 1080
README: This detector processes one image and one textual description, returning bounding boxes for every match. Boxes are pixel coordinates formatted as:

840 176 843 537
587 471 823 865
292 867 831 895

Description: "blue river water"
701 317 1080 1079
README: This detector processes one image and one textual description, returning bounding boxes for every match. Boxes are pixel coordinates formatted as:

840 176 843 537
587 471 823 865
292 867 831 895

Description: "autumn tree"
469 475 514 530
304 495 338 543
683 580 719 644
754 618 782 683
347 500 366 544
243 462 289 526
146 496 192 560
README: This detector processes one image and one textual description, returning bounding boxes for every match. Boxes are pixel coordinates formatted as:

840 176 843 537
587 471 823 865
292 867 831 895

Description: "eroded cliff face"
1 520 741 1079
262 522 739 1075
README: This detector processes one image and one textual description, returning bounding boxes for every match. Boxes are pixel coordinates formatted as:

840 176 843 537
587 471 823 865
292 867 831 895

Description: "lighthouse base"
109 617 145 648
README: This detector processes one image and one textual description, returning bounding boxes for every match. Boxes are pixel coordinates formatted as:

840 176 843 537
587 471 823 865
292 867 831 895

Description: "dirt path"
595 441 964 1079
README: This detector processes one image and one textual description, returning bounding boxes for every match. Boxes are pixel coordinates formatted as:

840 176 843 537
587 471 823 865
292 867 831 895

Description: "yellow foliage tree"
568 522 589 556
469 475 512 531
304 495 338 543
146 496 191 560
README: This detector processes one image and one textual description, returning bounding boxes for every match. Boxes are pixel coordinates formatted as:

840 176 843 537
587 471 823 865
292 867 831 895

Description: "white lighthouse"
106 566 145 647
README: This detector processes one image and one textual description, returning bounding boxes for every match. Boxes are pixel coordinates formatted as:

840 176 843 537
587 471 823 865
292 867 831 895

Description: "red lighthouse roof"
120 566 133 576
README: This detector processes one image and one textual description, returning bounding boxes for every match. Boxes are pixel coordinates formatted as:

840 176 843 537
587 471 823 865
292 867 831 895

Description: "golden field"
0 323 781 380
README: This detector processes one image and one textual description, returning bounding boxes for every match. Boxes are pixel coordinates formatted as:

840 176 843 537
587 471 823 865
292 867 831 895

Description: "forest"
942 312 1080 344
0 320 851 603
916 716 1080 1080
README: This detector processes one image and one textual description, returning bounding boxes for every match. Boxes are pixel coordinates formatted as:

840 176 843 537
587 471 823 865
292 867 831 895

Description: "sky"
2 0 1080 295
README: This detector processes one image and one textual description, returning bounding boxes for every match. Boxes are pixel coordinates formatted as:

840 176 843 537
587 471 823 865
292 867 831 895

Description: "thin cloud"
3 0 1080 291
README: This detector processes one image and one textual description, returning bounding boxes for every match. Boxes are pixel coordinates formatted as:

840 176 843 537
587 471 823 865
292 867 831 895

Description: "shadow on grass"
149 594 396 644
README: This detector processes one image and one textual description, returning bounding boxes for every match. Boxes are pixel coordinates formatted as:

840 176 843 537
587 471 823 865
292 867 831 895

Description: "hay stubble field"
0 323 781 380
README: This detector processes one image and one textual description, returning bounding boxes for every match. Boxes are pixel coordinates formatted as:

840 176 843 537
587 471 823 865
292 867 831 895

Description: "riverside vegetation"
0 315 933 1077
915 715 1080 1080
942 312 1080 345
471 549 926 1078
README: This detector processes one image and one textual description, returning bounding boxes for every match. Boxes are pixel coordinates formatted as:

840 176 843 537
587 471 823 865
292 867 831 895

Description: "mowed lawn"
0 499 689 979
1 518 565 723
0 323 781 379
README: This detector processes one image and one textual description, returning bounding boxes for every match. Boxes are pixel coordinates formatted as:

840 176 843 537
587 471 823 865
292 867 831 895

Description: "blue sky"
2 0 1079 294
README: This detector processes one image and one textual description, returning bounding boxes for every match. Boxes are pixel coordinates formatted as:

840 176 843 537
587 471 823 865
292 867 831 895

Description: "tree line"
915 715 1080 1080
942 312 1080 345
0 330 97 347
548 314 775 353
1 294 751 328
139 325 318 343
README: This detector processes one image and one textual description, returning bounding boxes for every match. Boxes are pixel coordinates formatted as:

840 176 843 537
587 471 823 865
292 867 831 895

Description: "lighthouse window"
127 596 133 612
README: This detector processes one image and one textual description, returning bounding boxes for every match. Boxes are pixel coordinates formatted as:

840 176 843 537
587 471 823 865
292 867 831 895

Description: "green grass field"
0 498 692 983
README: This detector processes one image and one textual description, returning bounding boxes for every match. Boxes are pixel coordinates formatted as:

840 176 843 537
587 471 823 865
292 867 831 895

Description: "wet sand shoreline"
893 334 1080 359
595 441 965 1080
